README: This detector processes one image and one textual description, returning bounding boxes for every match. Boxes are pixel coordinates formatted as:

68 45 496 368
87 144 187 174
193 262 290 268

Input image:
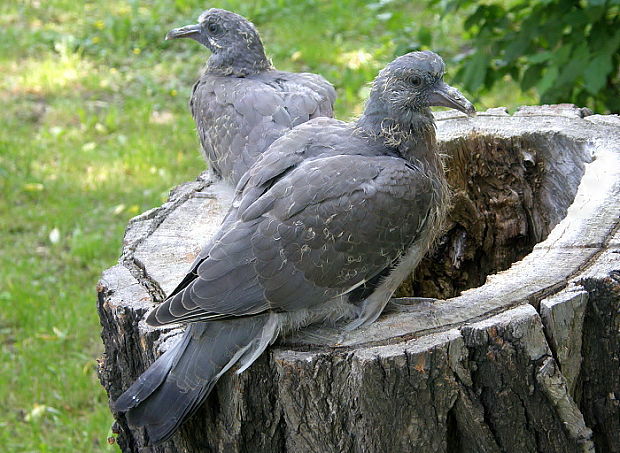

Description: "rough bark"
97 105 620 453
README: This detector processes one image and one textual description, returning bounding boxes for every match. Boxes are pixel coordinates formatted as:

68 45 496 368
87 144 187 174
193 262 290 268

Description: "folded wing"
148 153 433 326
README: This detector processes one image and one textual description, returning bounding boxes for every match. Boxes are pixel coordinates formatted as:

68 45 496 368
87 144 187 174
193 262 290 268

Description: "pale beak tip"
460 99 476 117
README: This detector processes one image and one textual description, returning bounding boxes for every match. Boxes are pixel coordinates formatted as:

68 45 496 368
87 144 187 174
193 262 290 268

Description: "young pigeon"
167 8 336 184
114 51 475 444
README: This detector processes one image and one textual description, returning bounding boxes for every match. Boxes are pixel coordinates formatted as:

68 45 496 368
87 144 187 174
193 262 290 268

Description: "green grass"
0 0 535 451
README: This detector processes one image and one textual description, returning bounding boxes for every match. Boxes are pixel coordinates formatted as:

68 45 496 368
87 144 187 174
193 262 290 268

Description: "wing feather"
147 152 433 326
190 69 336 184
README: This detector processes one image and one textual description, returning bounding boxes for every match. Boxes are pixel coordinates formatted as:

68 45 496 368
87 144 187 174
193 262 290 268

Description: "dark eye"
411 76 422 87
207 22 220 34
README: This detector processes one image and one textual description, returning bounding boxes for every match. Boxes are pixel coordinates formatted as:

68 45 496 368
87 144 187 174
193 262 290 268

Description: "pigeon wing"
190 75 290 182
148 154 433 326
191 71 336 184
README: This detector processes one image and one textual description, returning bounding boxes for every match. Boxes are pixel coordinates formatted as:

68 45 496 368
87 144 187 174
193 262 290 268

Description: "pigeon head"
367 51 475 122
166 9 272 76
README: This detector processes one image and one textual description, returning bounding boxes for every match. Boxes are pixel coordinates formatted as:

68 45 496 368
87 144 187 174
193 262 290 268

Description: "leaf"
542 21 564 48
589 21 610 50
444 0 474 15
528 51 552 64
537 65 559 95
504 36 530 62
564 10 591 28
461 51 489 92
601 29 620 55
521 64 544 90
464 5 487 30
417 26 432 47
456 0 617 110
552 43 573 66
584 53 613 94
584 3 606 21
485 4 505 21
556 42 589 87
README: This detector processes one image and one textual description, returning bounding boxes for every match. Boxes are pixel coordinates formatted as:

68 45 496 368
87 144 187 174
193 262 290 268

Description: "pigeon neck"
206 50 273 77
356 99 439 166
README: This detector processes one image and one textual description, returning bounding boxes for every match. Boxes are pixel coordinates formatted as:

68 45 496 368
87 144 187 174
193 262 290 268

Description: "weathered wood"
97 105 620 453
574 230 620 453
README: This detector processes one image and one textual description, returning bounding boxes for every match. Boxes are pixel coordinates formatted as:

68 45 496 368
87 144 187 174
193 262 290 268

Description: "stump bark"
97 105 620 453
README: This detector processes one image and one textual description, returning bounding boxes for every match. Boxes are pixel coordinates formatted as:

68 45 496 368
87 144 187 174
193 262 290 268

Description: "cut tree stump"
97 105 620 453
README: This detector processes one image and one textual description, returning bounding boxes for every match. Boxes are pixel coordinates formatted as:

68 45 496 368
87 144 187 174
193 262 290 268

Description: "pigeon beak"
429 81 476 116
165 24 202 40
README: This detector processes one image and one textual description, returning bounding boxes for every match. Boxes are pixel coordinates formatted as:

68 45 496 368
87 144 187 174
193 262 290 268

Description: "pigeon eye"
411 76 422 87
207 22 220 34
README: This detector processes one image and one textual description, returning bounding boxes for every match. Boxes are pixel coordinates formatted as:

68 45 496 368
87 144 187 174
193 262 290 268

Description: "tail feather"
113 332 191 412
113 314 279 445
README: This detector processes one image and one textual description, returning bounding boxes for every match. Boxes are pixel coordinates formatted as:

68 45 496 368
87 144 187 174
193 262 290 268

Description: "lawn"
0 1 535 451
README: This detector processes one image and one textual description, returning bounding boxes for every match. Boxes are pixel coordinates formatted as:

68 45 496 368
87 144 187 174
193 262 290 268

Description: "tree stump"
97 105 620 453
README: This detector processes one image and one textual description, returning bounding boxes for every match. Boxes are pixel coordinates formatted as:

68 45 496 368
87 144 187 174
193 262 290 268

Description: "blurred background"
0 0 617 450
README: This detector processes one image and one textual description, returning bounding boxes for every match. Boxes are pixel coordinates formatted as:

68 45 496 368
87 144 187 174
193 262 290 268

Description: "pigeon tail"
113 313 279 445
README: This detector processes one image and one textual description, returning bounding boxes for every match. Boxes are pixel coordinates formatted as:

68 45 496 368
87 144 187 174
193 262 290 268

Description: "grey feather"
168 8 336 184
114 316 278 444
114 51 475 444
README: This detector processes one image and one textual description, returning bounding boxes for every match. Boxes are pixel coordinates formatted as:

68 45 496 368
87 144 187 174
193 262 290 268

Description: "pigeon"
114 51 475 444
166 8 336 184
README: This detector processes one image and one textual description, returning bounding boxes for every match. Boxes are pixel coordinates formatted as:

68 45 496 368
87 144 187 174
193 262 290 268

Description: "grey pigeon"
114 51 475 444
166 8 336 184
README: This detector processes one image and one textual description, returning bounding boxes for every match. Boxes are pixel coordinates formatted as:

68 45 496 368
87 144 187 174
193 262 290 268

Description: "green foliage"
437 0 620 113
